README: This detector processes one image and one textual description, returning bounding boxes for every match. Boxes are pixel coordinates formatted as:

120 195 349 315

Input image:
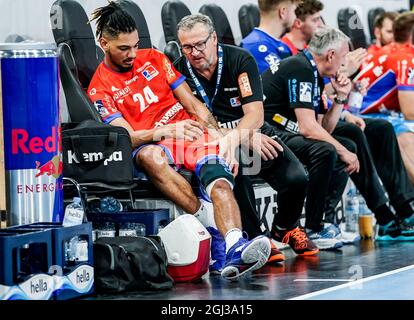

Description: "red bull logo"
35 155 63 179
12 126 58 154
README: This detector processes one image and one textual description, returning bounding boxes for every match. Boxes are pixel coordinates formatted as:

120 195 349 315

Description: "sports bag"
61 120 134 186
93 236 174 292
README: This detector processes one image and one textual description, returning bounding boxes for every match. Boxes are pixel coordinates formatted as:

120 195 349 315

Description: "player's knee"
136 145 166 168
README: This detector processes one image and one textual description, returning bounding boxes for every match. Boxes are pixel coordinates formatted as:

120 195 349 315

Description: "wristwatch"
334 96 348 105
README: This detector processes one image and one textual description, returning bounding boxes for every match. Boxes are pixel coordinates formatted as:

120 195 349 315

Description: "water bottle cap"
73 197 81 204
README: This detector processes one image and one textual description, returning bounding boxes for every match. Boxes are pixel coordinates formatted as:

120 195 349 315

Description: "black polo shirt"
261 51 327 134
174 44 263 129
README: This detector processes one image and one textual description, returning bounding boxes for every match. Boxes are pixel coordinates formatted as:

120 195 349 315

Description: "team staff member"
175 14 318 257
262 27 414 242
87 2 271 280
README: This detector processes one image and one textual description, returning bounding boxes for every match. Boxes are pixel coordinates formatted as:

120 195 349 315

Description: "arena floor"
92 240 414 300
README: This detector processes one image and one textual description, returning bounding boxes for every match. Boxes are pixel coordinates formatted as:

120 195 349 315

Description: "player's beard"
108 50 134 73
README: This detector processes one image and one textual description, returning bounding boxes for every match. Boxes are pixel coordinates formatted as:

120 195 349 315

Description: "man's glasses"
181 33 212 55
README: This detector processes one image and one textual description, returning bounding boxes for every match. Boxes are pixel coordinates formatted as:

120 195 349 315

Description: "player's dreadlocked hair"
89 1 137 39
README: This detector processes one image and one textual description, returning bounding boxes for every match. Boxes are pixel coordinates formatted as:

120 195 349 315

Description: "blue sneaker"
206 227 226 274
307 226 343 250
221 235 270 281
376 219 414 241
324 223 360 244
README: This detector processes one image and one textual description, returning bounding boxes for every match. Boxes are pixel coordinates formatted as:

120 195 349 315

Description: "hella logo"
76 269 90 284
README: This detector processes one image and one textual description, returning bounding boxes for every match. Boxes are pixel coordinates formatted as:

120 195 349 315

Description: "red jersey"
281 34 306 56
361 44 382 69
355 42 414 114
88 48 190 130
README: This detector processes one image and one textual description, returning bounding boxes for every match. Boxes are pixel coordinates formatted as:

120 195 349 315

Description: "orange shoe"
267 239 285 263
272 227 319 256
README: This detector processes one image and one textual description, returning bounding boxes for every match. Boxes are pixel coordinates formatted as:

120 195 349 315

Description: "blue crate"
0 228 54 300
87 208 170 236
10 222 94 300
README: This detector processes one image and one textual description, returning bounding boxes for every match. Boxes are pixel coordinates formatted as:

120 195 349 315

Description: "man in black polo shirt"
262 26 414 243
175 14 319 261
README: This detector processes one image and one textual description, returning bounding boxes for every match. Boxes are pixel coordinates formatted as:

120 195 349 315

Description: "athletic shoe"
206 227 226 274
376 220 414 241
272 227 319 255
221 235 271 280
324 223 360 244
306 226 343 250
267 240 285 264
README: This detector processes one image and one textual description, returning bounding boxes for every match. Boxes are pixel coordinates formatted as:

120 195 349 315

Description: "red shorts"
156 133 220 172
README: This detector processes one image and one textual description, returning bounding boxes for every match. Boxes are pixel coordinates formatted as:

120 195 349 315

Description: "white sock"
225 228 243 253
193 200 217 229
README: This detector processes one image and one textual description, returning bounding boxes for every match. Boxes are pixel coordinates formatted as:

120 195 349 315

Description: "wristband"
334 96 348 105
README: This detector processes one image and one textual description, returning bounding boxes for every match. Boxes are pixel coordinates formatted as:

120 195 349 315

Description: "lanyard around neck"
303 49 321 108
186 45 224 111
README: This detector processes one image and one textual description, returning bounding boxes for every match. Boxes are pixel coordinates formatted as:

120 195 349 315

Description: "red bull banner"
0 43 63 226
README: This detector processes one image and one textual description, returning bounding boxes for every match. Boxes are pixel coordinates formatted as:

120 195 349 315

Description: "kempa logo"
67 150 123 166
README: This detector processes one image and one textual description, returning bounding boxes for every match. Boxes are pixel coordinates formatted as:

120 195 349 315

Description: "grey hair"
307 27 350 56
176 13 215 35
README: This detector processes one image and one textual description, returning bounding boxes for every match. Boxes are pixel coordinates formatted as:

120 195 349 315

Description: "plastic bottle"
348 82 364 115
97 222 116 238
345 187 359 233
119 222 138 237
62 197 85 227
65 236 89 264
134 223 146 236
100 196 123 213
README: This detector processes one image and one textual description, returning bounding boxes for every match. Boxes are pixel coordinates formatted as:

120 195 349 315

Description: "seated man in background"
280 0 324 55
87 2 271 280
280 0 366 77
174 14 318 258
258 0 414 242
262 27 414 243
355 12 414 184
366 12 398 60
241 0 300 74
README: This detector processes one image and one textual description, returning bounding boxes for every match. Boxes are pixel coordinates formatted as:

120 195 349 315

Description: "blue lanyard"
303 49 321 108
186 45 224 111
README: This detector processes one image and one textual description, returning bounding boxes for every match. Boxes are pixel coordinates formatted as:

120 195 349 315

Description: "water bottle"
97 222 116 238
62 197 85 227
345 188 359 233
348 82 364 115
119 222 138 237
100 196 123 213
134 223 146 236
65 236 89 264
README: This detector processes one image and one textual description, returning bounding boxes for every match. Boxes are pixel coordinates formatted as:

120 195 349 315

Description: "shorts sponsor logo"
238 72 253 98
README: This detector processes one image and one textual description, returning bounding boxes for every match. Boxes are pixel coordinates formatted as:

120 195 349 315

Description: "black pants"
267 126 350 232
325 119 414 222
235 125 308 238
